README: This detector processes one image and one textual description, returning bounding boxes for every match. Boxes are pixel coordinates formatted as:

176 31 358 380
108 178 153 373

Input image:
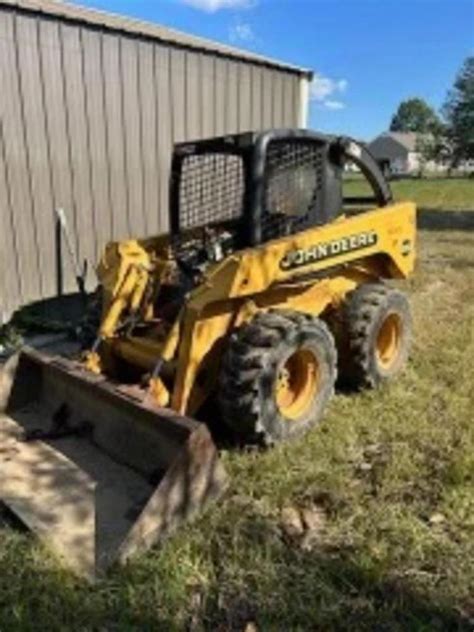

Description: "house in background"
369 131 474 177
368 132 425 176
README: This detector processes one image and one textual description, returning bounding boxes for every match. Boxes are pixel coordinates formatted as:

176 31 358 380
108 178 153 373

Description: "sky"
76 0 473 140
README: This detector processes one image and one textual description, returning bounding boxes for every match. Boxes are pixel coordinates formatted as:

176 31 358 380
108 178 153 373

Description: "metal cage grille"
179 153 245 231
263 139 325 239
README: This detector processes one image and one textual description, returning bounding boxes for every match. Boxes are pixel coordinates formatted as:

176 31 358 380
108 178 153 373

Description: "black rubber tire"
218 310 337 445
339 283 412 389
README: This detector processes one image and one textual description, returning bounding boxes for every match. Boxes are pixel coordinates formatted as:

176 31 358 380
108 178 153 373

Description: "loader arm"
97 240 153 338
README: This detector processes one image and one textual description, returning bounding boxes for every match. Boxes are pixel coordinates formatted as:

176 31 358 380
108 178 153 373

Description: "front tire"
218 310 337 445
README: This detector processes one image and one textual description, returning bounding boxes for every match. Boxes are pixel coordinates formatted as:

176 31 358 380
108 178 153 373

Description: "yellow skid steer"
0 129 416 579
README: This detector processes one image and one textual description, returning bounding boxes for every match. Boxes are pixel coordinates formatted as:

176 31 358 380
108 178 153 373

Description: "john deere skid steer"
0 129 416 578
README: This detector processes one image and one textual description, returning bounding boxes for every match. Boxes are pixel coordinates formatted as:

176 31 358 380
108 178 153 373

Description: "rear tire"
218 310 337 445
339 283 412 389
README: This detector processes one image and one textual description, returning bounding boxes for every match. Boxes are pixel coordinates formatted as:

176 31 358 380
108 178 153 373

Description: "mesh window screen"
263 139 325 240
179 153 245 230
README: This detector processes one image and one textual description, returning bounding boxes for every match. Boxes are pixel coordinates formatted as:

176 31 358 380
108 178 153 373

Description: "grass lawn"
345 176 474 210
1 230 473 631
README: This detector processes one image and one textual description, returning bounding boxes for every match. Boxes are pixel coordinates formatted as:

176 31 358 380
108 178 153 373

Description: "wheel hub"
275 348 320 420
376 313 402 369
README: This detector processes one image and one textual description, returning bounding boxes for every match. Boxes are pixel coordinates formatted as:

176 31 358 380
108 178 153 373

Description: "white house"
368 132 424 175
369 132 474 176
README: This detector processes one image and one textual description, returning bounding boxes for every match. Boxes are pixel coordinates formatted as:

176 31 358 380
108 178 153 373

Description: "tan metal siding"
292 74 302 126
60 22 96 278
137 40 160 236
15 14 58 298
154 45 172 234
272 70 284 127
0 120 22 319
82 28 113 255
282 73 295 127
200 53 214 139
226 60 239 133
102 32 129 240
0 6 302 323
0 10 42 304
238 63 252 132
262 67 273 129
251 65 263 130
214 57 227 137
169 48 186 143
185 52 201 139
121 36 147 238
38 18 77 291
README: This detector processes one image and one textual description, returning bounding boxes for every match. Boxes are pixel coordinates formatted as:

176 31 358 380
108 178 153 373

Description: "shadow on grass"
195 518 473 631
0 524 172 630
226 545 473 631
0 516 471 631
418 209 474 231
9 292 88 333
0 503 28 531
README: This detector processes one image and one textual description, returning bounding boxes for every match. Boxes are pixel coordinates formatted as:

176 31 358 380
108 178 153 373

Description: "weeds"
0 230 473 631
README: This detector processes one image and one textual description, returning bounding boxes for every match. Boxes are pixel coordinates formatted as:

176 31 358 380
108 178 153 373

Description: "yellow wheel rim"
376 313 402 369
275 349 320 420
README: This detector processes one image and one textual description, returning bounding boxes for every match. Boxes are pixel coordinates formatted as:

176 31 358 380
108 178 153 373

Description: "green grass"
345 176 474 210
1 231 474 630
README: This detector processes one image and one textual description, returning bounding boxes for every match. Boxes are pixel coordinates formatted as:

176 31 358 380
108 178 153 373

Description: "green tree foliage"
443 56 474 162
415 134 450 176
390 98 442 134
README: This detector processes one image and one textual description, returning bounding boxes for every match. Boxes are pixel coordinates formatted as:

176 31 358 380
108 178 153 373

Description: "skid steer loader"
0 129 416 579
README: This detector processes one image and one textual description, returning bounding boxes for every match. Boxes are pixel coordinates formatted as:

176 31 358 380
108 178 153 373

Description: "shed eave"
0 0 313 78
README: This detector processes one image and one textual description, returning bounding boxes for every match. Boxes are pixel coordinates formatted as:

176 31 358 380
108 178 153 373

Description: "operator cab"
169 129 392 275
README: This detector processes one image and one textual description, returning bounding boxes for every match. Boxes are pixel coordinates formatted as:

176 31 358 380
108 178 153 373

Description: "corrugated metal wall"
0 5 302 322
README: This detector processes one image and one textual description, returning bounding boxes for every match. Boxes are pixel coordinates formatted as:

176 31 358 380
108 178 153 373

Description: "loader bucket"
0 348 227 580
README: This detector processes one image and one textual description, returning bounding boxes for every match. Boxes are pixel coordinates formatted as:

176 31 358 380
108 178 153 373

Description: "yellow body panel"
98 240 153 338
90 202 416 416
194 202 415 306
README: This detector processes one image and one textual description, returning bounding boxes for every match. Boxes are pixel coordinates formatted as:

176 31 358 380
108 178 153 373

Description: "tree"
390 98 442 134
415 134 449 176
443 56 474 162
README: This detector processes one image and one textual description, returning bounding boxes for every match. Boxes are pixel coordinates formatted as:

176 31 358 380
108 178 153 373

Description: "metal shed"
0 0 312 323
